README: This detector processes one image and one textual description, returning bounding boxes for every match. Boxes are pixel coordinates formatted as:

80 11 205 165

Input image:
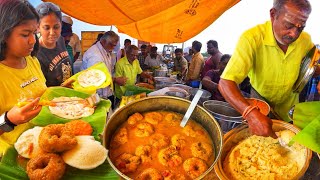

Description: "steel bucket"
203 100 242 134
189 88 212 105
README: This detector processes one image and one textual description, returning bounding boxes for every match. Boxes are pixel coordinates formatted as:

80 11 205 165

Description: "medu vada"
136 168 163 180
39 124 77 153
26 153 66 180
183 157 208 179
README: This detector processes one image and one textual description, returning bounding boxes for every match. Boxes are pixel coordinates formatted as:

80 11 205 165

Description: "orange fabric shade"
44 0 240 43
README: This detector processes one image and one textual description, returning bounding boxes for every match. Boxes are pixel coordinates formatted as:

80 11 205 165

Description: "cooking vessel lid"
293 45 320 93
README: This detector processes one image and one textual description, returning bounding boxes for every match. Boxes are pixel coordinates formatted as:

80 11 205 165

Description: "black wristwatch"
0 112 16 132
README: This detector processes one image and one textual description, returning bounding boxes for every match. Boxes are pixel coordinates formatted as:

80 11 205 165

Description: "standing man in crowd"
117 39 131 60
186 41 204 83
184 48 193 63
201 40 223 78
81 31 127 107
202 54 230 101
138 44 148 70
144 46 165 69
219 0 317 138
172 48 188 79
61 21 74 63
62 16 81 61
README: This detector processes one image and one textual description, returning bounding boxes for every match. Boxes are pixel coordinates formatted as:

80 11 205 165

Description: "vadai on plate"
38 124 77 153
26 153 66 180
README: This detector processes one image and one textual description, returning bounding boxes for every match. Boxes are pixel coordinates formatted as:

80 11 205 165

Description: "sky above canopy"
30 0 320 54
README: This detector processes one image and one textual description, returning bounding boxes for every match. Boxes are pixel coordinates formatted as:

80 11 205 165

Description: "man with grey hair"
219 0 317 138
81 31 127 106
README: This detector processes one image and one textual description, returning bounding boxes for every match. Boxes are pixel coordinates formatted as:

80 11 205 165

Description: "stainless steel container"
214 120 312 180
170 84 192 92
189 88 212 105
293 44 320 93
154 77 177 89
164 87 190 100
203 100 242 134
154 69 168 77
103 96 223 180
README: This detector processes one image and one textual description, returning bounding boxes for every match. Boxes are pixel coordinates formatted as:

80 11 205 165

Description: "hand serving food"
246 109 277 139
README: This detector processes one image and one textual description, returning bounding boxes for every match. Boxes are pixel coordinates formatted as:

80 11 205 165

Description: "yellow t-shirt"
115 57 143 98
221 21 313 121
0 56 47 155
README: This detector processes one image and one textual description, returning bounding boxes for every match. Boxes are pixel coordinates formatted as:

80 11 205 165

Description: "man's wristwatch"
0 112 16 132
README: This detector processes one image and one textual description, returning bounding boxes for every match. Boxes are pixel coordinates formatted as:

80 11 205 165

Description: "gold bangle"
242 105 258 119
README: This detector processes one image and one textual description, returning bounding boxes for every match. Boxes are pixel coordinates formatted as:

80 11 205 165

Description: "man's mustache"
283 35 294 41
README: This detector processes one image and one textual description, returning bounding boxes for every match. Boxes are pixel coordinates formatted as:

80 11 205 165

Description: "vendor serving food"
219 0 319 138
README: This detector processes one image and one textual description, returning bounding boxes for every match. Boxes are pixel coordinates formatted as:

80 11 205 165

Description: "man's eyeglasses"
37 2 61 15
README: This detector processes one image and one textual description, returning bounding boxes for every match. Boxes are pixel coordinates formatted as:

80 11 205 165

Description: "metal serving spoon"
180 89 203 127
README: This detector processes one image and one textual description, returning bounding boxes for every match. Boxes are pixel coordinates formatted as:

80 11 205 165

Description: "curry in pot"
109 111 215 179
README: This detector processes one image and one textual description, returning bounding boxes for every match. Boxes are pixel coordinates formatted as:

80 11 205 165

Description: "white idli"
62 136 107 170
14 126 43 158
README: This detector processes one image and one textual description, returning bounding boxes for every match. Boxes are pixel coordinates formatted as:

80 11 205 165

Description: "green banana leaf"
31 87 111 140
292 101 320 129
69 62 112 94
124 84 154 96
0 147 28 180
0 147 119 180
291 114 320 153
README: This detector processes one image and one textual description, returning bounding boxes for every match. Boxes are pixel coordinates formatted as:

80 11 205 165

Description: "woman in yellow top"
0 0 47 156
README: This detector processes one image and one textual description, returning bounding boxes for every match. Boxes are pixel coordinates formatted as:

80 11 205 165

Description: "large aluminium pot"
203 100 243 134
103 96 223 180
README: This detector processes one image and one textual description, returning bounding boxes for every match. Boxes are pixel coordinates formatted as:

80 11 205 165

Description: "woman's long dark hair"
0 0 39 61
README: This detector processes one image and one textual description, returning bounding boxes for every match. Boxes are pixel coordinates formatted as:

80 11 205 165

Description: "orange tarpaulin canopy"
44 0 240 43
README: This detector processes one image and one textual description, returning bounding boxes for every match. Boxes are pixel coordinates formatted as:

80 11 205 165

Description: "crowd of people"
0 0 319 158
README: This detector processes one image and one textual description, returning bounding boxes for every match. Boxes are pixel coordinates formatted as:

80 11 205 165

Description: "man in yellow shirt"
186 41 204 82
115 45 154 99
219 0 316 138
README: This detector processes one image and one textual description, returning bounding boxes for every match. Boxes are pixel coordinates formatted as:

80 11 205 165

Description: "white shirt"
144 54 165 68
81 42 116 98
